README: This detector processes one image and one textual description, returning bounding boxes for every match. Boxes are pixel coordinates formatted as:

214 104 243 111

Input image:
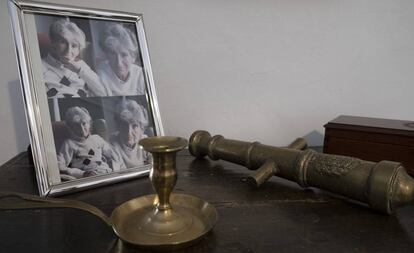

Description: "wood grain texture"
1 150 414 253
324 115 414 175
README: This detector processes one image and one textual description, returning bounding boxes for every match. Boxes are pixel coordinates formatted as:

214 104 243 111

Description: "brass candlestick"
111 136 217 250
189 130 414 214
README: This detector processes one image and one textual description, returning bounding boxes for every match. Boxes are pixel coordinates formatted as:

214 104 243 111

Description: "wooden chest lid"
324 115 414 137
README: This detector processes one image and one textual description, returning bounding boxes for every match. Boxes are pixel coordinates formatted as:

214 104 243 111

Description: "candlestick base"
111 193 217 250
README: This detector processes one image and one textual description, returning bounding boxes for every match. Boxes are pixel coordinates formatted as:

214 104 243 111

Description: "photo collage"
35 14 154 181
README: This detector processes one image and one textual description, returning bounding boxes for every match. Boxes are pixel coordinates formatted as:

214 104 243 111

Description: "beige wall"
1 0 414 165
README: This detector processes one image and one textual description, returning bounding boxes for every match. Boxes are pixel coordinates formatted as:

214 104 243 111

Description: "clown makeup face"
119 119 143 148
51 31 81 64
106 45 135 81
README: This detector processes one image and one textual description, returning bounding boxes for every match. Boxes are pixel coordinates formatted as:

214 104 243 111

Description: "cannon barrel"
189 130 414 214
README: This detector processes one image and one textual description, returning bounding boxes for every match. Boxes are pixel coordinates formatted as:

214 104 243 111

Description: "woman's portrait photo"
38 17 105 98
34 14 157 182
10 1 162 195
110 98 150 169
57 105 124 180
50 96 153 181
96 23 146 96
36 15 146 99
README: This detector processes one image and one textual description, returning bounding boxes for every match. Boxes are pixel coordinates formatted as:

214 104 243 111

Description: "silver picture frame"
8 0 164 196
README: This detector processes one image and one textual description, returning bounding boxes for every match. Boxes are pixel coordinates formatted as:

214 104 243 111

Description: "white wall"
1 0 414 165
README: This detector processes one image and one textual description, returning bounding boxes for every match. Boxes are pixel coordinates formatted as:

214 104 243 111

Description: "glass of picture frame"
8 0 164 196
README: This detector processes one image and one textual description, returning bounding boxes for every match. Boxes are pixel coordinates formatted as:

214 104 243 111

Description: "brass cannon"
189 130 414 214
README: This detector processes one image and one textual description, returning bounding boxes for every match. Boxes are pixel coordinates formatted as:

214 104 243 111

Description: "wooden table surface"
1 150 414 253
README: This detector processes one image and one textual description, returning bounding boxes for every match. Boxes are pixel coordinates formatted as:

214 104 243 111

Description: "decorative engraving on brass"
189 130 414 214
308 153 362 177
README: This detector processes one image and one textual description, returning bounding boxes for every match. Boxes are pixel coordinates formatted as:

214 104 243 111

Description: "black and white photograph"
36 15 146 99
8 1 163 196
36 14 155 182
49 96 153 181
34 14 159 184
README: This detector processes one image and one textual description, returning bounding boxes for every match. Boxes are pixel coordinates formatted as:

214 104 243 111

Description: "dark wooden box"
323 115 414 176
